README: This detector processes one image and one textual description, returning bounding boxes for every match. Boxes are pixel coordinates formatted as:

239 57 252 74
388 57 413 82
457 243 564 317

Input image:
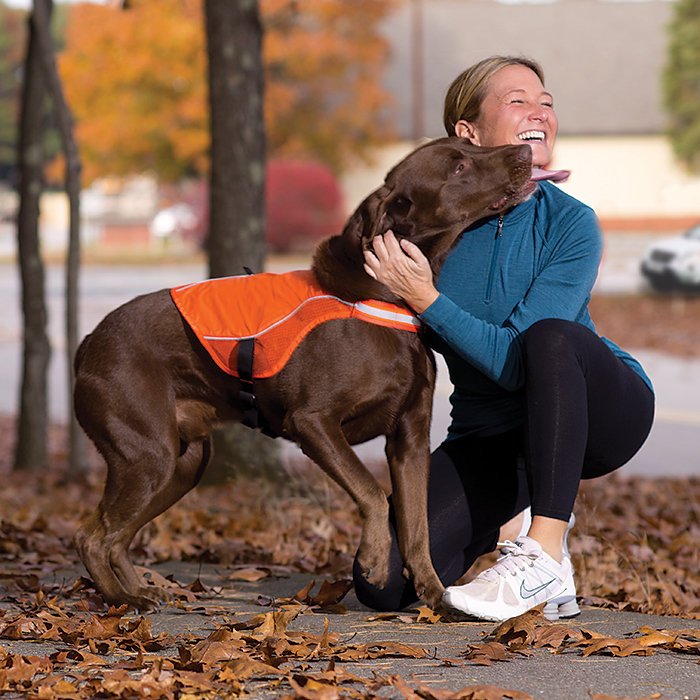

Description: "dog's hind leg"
76 433 211 610
110 436 212 606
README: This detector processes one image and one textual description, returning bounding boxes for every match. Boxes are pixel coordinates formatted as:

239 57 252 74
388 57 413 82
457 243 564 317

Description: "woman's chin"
520 142 552 168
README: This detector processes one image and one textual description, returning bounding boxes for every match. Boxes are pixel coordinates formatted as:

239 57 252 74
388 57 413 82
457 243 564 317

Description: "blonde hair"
443 56 545 136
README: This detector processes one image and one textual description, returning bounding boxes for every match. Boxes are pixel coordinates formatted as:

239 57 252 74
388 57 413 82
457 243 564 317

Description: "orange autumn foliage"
58 0 397 184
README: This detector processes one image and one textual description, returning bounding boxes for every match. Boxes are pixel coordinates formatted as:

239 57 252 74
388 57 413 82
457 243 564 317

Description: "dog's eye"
389 196 412 215
454 162 465 175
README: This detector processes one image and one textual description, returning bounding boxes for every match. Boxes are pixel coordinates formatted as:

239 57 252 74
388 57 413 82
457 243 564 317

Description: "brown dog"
73 137 536 610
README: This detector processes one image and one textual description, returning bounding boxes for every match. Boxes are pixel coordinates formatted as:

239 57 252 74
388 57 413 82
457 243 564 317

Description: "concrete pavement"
1 565 697 699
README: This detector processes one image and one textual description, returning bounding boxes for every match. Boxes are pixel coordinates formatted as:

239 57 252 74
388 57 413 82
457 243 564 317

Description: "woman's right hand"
363 231 439 313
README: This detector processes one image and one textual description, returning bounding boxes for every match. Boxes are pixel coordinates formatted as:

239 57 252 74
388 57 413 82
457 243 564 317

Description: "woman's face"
454 64 558 168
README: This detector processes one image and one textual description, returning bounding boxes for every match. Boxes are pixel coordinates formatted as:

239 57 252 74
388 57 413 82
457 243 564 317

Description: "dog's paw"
126 586 171 611
401 557 443 609
357 551 390 590
421 585 446 611
142 585 172 602
357 517 392 588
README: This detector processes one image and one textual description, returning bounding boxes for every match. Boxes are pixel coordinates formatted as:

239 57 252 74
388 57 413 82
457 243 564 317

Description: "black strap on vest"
236 337 277 438
235 266 276 438
237 338 258 430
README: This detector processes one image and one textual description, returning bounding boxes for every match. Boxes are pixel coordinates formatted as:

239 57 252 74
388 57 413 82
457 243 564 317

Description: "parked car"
149 203 199 243
640 222 700 291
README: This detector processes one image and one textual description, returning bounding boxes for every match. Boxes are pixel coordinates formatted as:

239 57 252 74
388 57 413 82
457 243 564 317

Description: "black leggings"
353 319 655 611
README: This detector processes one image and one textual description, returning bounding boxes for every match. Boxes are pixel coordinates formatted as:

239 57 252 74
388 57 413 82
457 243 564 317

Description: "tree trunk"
205 0 266 277
203 0 279 484
30 0 87 473
13 0 51 471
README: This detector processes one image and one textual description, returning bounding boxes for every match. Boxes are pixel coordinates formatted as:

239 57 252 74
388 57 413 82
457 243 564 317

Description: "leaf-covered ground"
0 452 696 699
0 445 696 620
589 292 700 358
0 292 697 698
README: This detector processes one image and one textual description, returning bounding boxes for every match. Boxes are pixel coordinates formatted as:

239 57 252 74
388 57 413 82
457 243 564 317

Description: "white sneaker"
516 509 580 619
441 536 579 622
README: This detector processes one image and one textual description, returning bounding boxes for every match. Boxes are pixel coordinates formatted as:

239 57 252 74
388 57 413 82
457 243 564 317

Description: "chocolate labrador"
73 138 536 610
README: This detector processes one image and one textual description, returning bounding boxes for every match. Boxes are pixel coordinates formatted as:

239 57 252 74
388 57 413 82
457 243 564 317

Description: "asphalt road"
0 235 698 477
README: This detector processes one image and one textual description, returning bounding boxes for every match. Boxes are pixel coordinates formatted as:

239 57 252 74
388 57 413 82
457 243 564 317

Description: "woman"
355 56 655 622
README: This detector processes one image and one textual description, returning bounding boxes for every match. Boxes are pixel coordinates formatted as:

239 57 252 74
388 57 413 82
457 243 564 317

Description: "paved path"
2 565 697 700
0 246 698 477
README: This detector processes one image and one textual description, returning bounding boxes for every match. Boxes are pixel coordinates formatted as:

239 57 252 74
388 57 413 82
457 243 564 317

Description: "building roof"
381 0 675 139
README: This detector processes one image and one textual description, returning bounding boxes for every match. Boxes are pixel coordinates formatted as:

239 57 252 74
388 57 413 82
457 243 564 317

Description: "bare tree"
14 0 85 472
14 0 51 471
205 0 266 277
30 0 85 473
203 0 279 482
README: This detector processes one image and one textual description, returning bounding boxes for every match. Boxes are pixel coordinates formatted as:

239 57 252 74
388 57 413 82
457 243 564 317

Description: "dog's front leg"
385 398 444 608
287 412 393 588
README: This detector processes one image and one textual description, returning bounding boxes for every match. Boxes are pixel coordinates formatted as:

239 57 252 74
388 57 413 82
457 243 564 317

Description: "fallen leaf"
227 567 271 582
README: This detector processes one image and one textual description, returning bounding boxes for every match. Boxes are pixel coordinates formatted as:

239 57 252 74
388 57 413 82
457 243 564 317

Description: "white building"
343 0 700 232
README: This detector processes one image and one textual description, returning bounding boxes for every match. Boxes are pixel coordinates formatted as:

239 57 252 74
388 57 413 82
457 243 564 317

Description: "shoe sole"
543 596 581 621
442 590 581 623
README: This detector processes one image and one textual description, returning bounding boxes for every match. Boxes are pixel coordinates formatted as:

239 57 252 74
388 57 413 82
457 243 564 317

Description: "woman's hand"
363 231 440 313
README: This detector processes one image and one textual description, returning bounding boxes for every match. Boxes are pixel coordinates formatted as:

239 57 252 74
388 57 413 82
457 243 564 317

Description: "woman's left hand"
363 231 439 313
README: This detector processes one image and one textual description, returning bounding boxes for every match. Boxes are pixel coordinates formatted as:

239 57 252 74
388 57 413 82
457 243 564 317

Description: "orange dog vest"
170 269 419 379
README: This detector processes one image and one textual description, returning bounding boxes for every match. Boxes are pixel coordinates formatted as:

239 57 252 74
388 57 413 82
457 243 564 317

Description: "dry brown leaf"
416 605 444 623
240 609 300 639
287 674 346 700
292 662 367 688
463 641 514 666
227 566 271 582
532 623 584 649
490 606 547 650
386 673 423 699
388 677 535 700
366 612 405 622
582 638 655 658
219 654 283 680
634 629 678 647
186 639 246 665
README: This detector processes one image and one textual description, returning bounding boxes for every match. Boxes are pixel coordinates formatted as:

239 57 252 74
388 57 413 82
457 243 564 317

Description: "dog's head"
346 137 536 273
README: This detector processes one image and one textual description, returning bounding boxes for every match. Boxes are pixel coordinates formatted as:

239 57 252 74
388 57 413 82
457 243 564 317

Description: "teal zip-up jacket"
419 181 653 439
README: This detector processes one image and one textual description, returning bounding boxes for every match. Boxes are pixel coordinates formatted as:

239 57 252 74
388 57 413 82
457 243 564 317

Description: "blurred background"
0 0 699 478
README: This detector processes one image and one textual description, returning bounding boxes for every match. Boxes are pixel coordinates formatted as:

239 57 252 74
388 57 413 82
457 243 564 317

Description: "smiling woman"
445 58 557 169
355 54 656 624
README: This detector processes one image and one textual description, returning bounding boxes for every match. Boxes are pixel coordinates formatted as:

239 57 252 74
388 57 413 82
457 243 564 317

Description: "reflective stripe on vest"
171 269 419 379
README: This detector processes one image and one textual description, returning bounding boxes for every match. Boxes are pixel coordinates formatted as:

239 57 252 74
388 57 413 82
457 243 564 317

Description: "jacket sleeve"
418 207 603 391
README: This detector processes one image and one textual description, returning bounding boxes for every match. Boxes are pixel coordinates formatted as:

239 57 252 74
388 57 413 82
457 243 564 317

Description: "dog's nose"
515 144 532 163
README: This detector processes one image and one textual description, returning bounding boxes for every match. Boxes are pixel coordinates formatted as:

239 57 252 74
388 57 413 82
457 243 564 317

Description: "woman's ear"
455 120 480 145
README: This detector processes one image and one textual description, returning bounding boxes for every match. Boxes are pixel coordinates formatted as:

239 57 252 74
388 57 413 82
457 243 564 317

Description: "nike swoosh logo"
520 578 557 599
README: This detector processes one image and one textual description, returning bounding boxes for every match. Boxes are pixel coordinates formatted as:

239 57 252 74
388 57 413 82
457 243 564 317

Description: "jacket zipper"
484 215 504 302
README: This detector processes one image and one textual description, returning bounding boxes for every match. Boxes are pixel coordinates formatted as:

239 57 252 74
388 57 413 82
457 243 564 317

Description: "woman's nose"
529 106 548 121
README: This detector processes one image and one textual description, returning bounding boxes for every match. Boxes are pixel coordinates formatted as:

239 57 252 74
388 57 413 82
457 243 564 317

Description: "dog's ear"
343 185 391 249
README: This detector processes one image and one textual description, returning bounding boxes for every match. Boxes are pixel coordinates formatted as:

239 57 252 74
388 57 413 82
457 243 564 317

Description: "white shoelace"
475 540 537 581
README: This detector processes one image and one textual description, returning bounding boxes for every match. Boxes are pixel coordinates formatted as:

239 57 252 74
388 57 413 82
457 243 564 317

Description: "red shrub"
265 159 346 253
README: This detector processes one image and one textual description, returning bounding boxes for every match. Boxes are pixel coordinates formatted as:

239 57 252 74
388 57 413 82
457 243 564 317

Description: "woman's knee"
352 559 417 611
522 318 581 347
521 318 593 364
